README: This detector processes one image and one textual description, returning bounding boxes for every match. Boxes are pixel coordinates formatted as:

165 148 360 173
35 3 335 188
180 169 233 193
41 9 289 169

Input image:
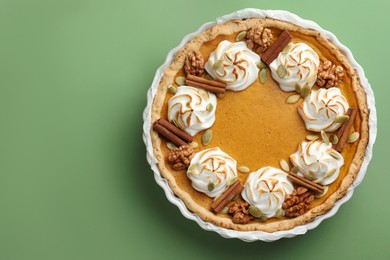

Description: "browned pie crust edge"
149 18 369 232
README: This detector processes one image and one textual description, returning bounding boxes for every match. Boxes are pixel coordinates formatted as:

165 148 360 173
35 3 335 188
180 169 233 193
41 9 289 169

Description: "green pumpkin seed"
235 31 247 41
216 93 225 98
295 83 302 93
291 166 299 174
213 59 224 71
259 68 268 84
277 64 288 78
168 85 177 94
189 141 198 149
256 60 267 70
187 164 198 174
282 42 292 54
300 84 311 98
329 134 339 145
206 103 214 112
306 134 319 141
321 130 330 145
325 168 337 179
334 115 350 124
249 206 263 218
314 186 329 199
166 142 176 150
208 181 215 192
275 208 283 218
220 206 229 214
254 215 268 222
286 94 300 104
238 166 250 173
348 132 360 143
226 176 238 187
202 129 212 145
329 150 341 160
280 159 290 172
175 76 186 86
303 171 316 181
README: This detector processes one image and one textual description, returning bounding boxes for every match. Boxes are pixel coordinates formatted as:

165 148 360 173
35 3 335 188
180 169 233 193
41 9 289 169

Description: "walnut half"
167 145 194 171
316 60 344 88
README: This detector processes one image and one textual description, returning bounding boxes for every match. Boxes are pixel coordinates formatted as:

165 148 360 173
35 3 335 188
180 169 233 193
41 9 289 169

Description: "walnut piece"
245 26 273 54
316 60 344 88
228 199 252 224
282 187 315 218
184 50 205 76
168 145 194 171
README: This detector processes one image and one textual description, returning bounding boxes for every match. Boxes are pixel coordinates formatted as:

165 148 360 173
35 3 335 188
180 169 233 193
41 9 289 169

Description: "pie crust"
149 18 369 232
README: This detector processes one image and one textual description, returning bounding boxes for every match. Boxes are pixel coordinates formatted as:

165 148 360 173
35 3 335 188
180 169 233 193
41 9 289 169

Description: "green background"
1 0 388 259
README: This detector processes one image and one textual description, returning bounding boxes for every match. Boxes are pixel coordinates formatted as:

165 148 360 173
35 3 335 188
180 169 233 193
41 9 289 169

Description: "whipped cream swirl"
298 88 349 132
270 43 320 92
168 86 217 136
205 40 260 91
242 167 294 218
290 140 344 186
187 147 238 197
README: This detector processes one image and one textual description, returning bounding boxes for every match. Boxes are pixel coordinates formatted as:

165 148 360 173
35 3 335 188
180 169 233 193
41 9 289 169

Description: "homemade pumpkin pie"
149 17 369 232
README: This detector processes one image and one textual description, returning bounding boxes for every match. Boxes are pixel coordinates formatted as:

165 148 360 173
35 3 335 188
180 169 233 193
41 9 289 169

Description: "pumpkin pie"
148 16 370 233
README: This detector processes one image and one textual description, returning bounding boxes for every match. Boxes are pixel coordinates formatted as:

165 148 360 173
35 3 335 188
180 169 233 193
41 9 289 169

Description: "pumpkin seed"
282 42 292 54
216 93 225 98
321 130 330 145
306 134 319 141
206 103 214 112
238 166 250 173
189 141 198 149
187 163 198 174
226 176 238 187
303 171 316 181
291 166 299 174
259 68 268 84
348 132 360 143
208 181 215 192
300 84 310 98
202 129 212 145
334 115 350 124
167 85 177 94
280 159 290 172
256 60 267 70
329 150 341 160
329 134 339 145
275 208 283 218
175 76 186 86
199 89 208 99
235 31 247 41
314 186 329 199
325 168 337 178
277 64 287 78
249 206 263 218
295 83 302 93
254 215 268 222
286 94 300 104
220 207 229 214
213 59 223 71
166 142 176 150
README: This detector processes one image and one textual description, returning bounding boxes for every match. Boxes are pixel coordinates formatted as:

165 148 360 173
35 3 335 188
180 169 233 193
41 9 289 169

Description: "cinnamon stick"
157 118 193 143
261 30 292 65
211 181 244 213
185 80 226 94
287 173 325 194
153 121 186 147
333 107 357 152
186 75 227 88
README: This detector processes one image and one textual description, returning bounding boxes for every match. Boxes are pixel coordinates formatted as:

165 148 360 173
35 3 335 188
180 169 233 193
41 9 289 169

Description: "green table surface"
1 0 389 259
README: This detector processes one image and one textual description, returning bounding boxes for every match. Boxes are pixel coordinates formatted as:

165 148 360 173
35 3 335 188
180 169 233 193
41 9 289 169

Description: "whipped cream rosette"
298 88 349 132
242 167 294 218
187 147 238 197
205 40 260 91
270 42 320 92
167 86 217 136
290 140 344 186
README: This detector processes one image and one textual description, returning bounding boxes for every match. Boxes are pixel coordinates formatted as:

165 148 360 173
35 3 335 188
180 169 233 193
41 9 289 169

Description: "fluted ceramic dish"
142 9 377 242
